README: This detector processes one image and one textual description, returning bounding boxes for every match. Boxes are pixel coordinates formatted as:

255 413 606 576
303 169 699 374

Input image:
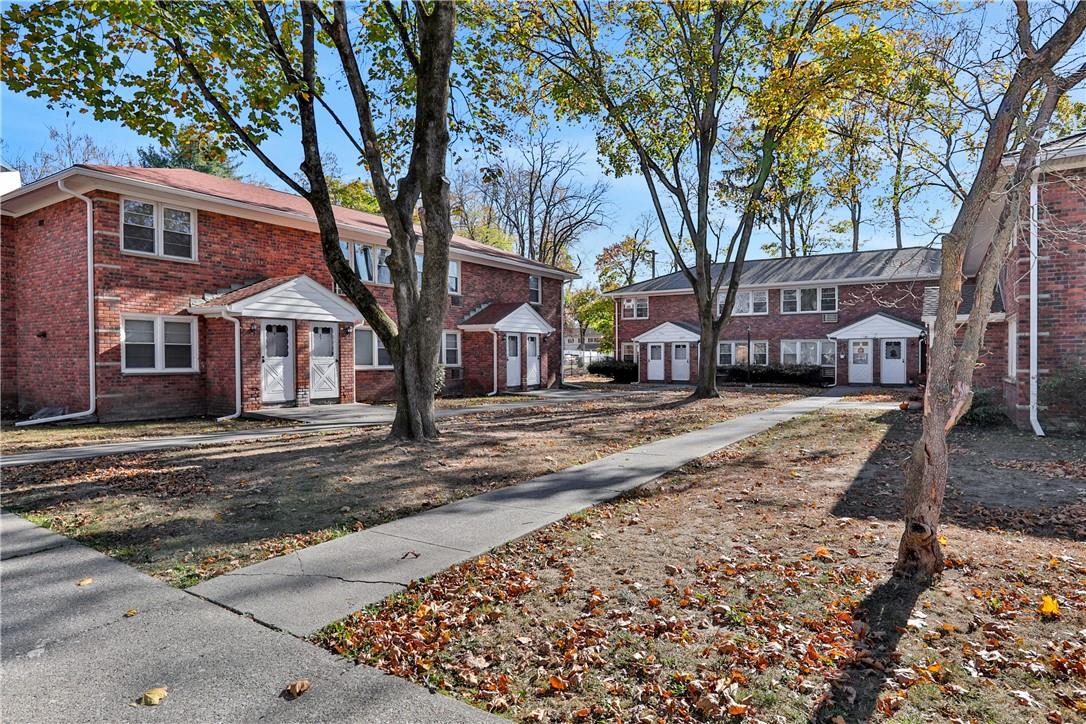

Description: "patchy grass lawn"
0 416 290 454
315 410 1086 723
2 389 800 588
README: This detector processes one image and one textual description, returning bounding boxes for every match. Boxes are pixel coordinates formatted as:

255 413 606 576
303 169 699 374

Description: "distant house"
563 320 603 353
1 166 577 422
605 133 1085 432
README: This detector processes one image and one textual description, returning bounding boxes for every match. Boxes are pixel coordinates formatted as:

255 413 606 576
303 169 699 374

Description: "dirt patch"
316 409 1086 722
3 389 800 587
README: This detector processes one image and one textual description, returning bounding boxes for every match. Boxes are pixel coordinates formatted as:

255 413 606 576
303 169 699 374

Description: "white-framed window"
121 314 198 373
719 289 769 316
448 259 461 294
354 328 392 368
622 297 649 319
717 340 769 366
781 339 836 366
339 240 376 283
780 286 837 314
621 342 636 363
529 275 541 304
442 331 461 367
121 198 197 261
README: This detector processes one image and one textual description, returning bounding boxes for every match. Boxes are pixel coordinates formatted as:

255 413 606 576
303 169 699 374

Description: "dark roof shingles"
612 247 942 295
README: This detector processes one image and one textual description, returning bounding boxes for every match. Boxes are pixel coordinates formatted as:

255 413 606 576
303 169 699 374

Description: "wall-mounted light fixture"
248 323 258 334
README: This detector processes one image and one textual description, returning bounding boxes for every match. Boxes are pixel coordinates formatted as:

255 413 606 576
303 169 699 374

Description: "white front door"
881 338 906 385
505 334 521 388
671 343 690 381
261 320 295 403
848 339 873 384
525 334 540 386
647 343 665 381
309 323 339 400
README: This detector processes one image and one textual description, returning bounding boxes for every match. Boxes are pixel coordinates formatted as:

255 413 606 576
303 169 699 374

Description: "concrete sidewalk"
0 512 498 723
191 395 836 636
0 389 639 469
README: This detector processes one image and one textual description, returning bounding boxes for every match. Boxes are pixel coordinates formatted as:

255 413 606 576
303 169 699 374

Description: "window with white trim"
717 340 768 366
621 343 636 363
121 198 196 260
339 241 376 283
121 315 198 372
719 289 768 316
448 259 461 294
415 253 425 287
442 331 461 367
781 286 837 314
355 328 392 368
529 275 541 304
781 339 836 366
622 297 649 319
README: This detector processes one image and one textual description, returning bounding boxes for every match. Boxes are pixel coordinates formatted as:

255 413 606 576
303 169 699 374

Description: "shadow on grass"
830 410 1086 541
813 577 924 723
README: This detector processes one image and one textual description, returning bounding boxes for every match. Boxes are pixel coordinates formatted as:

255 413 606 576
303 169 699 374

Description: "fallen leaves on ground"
316 410 1086 722
136 687 168 706
283 678 310 700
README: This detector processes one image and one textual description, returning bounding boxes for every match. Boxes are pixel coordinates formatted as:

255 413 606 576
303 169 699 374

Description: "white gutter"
487 331 499 396
1028 172 1045 436
16 180 96 426
216 314 242 421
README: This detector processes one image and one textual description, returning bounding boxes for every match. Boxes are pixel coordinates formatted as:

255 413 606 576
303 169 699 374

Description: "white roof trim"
458 302 555 334
826 312 923 340
602 273 940 298
188 275 363 323
632 322 701 343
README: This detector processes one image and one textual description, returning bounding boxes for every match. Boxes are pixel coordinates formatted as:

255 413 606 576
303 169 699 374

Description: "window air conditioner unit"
822 312 838 323
447 367 463 380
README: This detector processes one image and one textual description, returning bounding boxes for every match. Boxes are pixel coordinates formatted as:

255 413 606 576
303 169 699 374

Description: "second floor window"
122 199 196 261
529 275 541 304
719 289 768 316
622 297 649 319
448 260 461 294
781 286 837 314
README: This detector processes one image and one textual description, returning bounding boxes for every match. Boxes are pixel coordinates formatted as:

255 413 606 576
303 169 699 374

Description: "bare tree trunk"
893 203 903 249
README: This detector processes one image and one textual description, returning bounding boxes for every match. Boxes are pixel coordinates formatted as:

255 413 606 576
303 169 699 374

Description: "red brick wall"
1 214 19 411
2 187 566 419
616 281 931 385
5 198 90 415
1003 165 1086 430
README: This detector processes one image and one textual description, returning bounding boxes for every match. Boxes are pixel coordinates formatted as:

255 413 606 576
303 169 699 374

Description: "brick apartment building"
1 166 577 422
606 133 1085 432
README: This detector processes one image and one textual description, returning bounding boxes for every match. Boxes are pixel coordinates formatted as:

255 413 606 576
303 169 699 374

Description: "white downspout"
1028 171 1045 436
487 330 499 396
17 179 96 426
559 281 565 388
216 313 242 421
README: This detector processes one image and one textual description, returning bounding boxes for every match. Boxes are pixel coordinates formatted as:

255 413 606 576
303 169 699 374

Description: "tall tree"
483 128 609 268
565 285 608 352
2 123 127 181
895 1 1086 580
595 215 656 290
826 100 880 251
449 167 515 251
136 125 241 178
494 0 898 398
3 1 461 440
